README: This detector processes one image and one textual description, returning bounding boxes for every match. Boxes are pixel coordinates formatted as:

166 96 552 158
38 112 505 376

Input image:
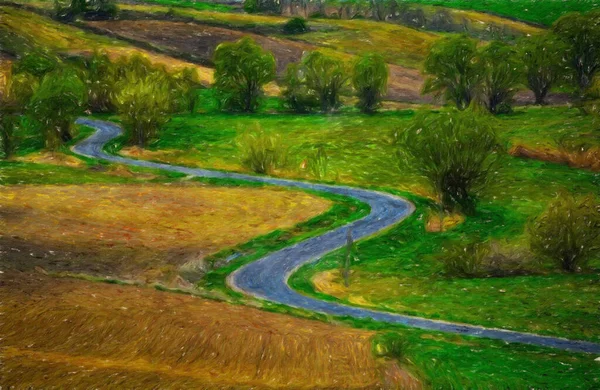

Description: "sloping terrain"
0 184 330 282
0 271 419 389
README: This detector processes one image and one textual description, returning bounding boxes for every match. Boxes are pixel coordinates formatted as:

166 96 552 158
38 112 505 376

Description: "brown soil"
85 19 429 103
0 271 420 389
0 184 330 282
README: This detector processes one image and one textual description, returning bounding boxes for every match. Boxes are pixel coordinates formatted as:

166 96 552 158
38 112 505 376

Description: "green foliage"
423 35 480 110
371 332 410 362
518 33 568 105
114 71 172 148
553 10 600 93
54 0 117 21
80 51 117 113
352 53 388 113
173 68 202 115
396 112 498 214
281 63 320 113
300 51 349 112
214 37 276 112
439 239 489 278
529 193 600 273
6 72 39 108
307 146 329 180
12 52 57 79
28 68 87 149
238 128 286 174
478 41 521 114
283 17 309 34
243 0 258 13
0 107 18 159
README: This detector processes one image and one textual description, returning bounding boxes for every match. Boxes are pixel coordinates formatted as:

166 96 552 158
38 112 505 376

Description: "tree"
283 17 309 34
302 51 349 112
478 41 521 114
174 68 202 115
518 33 568 105
6 72 39 107
553 11 600 93
281 63 319 113
114 72 172 147
352 53 389 113
529 193 600 272
12 52 57 79
81 51 117 113
28 69 87 149
0 105 18 159
396 111 498 215
213 37 276 112
423 35 480 110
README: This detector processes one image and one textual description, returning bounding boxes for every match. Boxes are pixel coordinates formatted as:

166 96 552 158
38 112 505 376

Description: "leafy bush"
529 193 600 272
238 129 286 174
439 240 489 278
214 37 276 112
352 53 388 113
302 51 349 112
478 41 520 115
396 112 499 215
283 17 309 34
423 35 480 110
281 63 320 113
372 332 410 362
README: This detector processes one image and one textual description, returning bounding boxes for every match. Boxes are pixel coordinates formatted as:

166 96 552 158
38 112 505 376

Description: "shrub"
81 51 117 113
28 68 87 149
529 193 600 272
281 63 320 113
439 240 489 278
238 129 286 174
423 35 480 110
396 112 499 215
478 41 521 115
372 332 410 362
352 53 389 113
302 51 349 112
214 37 276 112
283 17 309 34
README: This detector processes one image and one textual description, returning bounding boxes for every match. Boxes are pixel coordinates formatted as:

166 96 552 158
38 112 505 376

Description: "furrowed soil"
0 183 330 283
0 271 420 389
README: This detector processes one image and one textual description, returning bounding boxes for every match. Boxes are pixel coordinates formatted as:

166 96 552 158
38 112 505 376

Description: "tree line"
424 10 600 113
0 51 201 156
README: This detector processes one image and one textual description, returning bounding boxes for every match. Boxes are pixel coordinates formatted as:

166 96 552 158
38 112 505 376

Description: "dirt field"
0 271 420 389
85 19 430 103
0 184 330 282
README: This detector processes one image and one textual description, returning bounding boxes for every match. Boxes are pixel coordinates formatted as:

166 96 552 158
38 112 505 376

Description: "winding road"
74 118 600 354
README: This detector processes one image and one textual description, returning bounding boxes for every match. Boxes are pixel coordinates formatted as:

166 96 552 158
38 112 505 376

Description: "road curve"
74 118 600 354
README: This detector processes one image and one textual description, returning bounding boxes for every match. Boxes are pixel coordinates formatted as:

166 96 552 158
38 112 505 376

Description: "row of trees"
54 0 117 21
0 51 201 155
424 10 600 112
213 37 389 114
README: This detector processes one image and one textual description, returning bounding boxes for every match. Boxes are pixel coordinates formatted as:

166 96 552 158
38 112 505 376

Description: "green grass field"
402 0 599 25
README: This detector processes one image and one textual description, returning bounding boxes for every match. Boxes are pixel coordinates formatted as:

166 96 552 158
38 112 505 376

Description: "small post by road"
343 227 353 287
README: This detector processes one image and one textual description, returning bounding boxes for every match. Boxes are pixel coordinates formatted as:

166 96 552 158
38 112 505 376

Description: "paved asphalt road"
73 118 600 354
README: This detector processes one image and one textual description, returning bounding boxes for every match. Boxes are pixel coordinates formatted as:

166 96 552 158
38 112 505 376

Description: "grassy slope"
111 106 600 343
101 106 600 388
402 0 600 26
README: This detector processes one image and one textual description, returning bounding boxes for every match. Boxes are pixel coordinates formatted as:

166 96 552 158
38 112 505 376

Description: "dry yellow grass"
0 272 420 389
0 6 215 85
0 184 330 281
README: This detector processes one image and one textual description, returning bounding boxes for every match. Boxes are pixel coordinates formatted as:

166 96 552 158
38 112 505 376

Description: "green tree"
283 17 309 34
28 69 87 149
13 52 57 79
529 193 600 272
302 51 349 112
174 67 202 115
0 105 18 159
281 63 319 113
518 34 568 105
423 35 480 110
114 72 171 147
7 72 39 107
213 37 276 112
553 11 600 93
81 51 117 113
352 53 389 113
396 111 498 215
478 41 521 114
